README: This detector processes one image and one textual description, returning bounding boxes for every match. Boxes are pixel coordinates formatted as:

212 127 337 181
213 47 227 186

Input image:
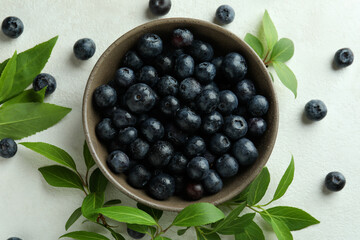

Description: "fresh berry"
167 152 188 174
172 28 194 48
179 77 202 102
125 83 157 113
215 154 239 178
187 157 210 181
196 89 219 114
218 90 238 114
186 183 204 200
325 171 346 192
248 95 269 117
164 123 189 146
223 115 248 140
129 138 150 160
185 136 206 157
127 164 151 189
175 107 202 132
248 118 267 137
1 16 24 38
115 67 135 88
148 141 174 167
174 54 195 79
235 79 256 103
137 33 163 58
211 57 223 71
202 170 223 194
112 108 137 128
127 227 146 239
155 53 173 74
123 51 143 70
159 95 180 115
201 111 224 135
209 133 231 155
137 65 159 87
96 118 117 142
32 73 57 96
156 75 179 96
93 84 117 108
147 173 175 200
334 48 354 68
215 5 235 24
194 62 216 84
232 138 258 166
305 99 327 121
188 40 214 62
0 138 17 158
118 127 138 145
106 151 130 174
141 118 164 143
73 38 96 60
149 0 172 16
222 52 247 82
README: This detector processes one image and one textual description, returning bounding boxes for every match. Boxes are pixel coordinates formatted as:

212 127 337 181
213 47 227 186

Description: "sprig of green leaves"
245 10 298 97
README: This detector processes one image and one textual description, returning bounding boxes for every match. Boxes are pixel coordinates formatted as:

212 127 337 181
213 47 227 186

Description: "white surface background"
1 0 360 239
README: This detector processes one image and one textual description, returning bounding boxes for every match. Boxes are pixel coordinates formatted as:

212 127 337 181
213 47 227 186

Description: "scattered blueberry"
218 90 238 114
106 151 130 174
1 16 24 38
156 75 178 96
147 173 175 200
194 62 216 84
235 79 256 103
184 136 206 157
215 5 235 24
127 227 146 239
115 67 135 88
73 38 96 60
167 152 188 174
93 84 117 108
186 183 204 200
215 154 239 178
96 118 117 142
137 33 163 58
187 157 210 181
305 99 327 121
32 73 57 96
174 54 195 79
0 138 17 158
223 115 248 140
202 170 223 194
209 133 231 155
129 138 150 160
202 111 224 135
149 0 172 16
248 95 269 117
248 118 267 137
118 127 138 145
112 108 137 128
137 65 159 87
148 140 174 167
127 164 151 189
125 83 157 113
123 51 143 71
179 78 202 102
196 89 219 114
334 48 354 68
172 28 194 48
325 171 346 192
232 138 258 166
159 95 180 115
175 107 202 132
189 40 214 62
222 52 247 82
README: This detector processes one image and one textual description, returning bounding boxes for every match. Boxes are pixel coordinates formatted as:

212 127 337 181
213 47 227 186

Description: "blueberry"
215 154 239 178
174 54 195 79
305 99 327 121
137 65 159 87
334 48 354 68
203 151 216 166
215 5 235 24
123 51 143 71
73 38 96 60
149 0 172 16
125 83 157 113
185 136 206 157
222 52 247 82
234 79 256 103
172 28 194 48
248 118 267 137
155 53 173 74
248 95 269 117
137 33 163 58
218 90 238 114
175 107 202 132
127 164 152 189
186 183 204 200
156 75 178 96
196 89 219 114
96 118 117 142
232 138 258 166
203 82 219 92
325 171 346 192
209 133 231 155
187 157 210 181
0 138 17 158
129 138 150 160
115 67 135 88
202 170 223 194
118 127 138 145
164 123 189 146
194 62 216 84
93 84 117 108
1 16 24 38
211 57 223 71
202 111 224 135
188 40 214 62
141 118 164 143
147 173 175 200
167 152 188 174
106 151 130 174
148 141 174 167
112 108 137 128
174 174 187 195
179 78 202 102
127 227 146 239
223 115 248 140
159 95 180 115
32 73 57 96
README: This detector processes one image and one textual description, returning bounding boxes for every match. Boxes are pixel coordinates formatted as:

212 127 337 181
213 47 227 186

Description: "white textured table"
1 1 360 239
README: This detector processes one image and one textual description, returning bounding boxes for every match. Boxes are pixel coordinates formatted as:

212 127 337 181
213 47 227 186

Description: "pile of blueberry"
93 28 270 201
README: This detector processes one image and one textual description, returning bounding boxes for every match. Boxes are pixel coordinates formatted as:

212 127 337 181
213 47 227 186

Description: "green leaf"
260 206 320 231
273 157 295 202
127 223 149 234
196 227 221 240
60 231 110 240
262 10 278 50
269 216 293 240
0 36 58 103
270 38 294 62
269 72 275 82
154 236 172 240
89 168 108 193
83 141 95 170
272 61 298 98
177 228 190 236
137 202 163 222
20 142 77 170
82 192 105 221
65 207 82 231
94 206 157 226
38 165 84 190
106 228 125 240
235 221 265 240
0 51 17 103
247 167 270 206
0 102 71 140
104 199 122 207
172 203 225 227
211 202 246 233
216 213 255 235
244 33 264 58
231 184 251 203
0 88 46 109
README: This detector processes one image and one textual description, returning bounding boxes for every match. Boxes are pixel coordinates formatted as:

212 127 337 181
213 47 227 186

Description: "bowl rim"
83 17 279 212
